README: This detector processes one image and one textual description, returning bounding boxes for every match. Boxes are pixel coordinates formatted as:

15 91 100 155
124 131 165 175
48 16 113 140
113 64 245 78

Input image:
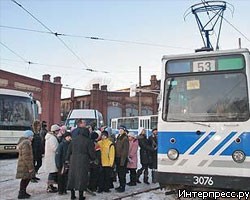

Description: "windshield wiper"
168 118 211 127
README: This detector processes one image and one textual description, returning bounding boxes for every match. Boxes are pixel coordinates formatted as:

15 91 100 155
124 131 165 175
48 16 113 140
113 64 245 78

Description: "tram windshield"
0 95 33 128
163 72 249 122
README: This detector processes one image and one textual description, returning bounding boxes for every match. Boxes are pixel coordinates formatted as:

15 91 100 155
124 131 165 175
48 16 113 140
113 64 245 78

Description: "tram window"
164 73 249 122
150 116 158 129
111 121 117 129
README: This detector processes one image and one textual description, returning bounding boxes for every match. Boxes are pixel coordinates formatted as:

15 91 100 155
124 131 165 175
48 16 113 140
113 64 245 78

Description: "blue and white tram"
111 115 158 137
157 48 250 191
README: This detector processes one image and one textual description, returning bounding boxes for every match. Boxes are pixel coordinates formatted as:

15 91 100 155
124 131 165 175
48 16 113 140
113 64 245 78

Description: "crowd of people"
15 119 158 200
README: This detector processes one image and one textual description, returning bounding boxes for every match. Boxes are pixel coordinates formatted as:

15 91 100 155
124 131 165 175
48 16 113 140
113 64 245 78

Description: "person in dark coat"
148 128 158 183
16 130 35 199
88 130 102 193
136 127 155 184
114 125 129 193
55 131 72 195
66 127 96 200
71 119 87 138
40 120 48 154
31 120 43 183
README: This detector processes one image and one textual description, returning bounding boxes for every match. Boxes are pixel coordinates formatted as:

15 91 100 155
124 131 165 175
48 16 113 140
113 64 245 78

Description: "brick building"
61 75 160 126
0 69 62 128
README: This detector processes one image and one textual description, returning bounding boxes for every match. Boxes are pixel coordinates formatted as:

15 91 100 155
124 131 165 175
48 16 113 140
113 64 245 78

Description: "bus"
157 48 250 191
0 89 40 153
111 115 158 137
65 109 104 130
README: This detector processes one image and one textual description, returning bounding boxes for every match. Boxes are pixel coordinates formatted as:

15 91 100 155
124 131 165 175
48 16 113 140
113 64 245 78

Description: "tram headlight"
232 150 246 163
167 148 179 160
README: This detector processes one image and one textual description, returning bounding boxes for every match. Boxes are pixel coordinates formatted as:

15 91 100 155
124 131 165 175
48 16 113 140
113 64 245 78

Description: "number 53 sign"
193 60 215 72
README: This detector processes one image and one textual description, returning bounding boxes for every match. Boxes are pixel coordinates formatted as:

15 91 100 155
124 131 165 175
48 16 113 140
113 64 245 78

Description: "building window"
141 106 153 116
126 104 138 117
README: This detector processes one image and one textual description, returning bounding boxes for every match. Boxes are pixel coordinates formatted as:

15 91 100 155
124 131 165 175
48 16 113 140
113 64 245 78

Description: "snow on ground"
0 156 174 200
0 156 238 200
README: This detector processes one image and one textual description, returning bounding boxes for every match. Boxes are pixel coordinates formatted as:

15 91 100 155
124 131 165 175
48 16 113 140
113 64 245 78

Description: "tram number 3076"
193 176 214 186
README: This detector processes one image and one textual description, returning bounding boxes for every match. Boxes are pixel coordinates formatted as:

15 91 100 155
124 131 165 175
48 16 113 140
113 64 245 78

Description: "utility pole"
138 66 142 116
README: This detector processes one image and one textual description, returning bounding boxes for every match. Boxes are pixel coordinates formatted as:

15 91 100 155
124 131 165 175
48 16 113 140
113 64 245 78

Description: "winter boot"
47 184 57 193
24 190 31 198
136 173 141 183
79 191 86 200
143 177 150 185
127 182 136 186
116 186 125 193
152 170 157 183
71 189 76 199
18 190 30 199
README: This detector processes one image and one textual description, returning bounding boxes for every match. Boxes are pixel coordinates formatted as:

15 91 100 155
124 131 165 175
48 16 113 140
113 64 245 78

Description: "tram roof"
162 48 249 60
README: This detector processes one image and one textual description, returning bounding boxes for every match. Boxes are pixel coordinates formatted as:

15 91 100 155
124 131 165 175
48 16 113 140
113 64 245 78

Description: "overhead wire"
1 58 153 74
184 1 250 46
10 0 106 73
0 58 108 74
202 0 250 44
0 41 31 64
0 25 191 50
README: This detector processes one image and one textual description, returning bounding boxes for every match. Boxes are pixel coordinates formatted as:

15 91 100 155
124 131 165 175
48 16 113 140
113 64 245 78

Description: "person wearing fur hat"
55 131 72 195
136 127 155 185
88 129 102 193
57 125 67 143
44 124 60 193
115 125 129 193
148 128 158 183
16 130 35 199
66 127 96 200
31 120 43 183
127 132 139 186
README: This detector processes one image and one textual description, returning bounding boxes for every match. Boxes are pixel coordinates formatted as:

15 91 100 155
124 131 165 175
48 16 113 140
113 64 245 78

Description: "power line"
202 0 250 44
0 25 50 34
0 57 109 73
184 1 250 45
219 14 250 43
10 0 103 72
67 34 191 50
0 25 191 50
0 41 30 63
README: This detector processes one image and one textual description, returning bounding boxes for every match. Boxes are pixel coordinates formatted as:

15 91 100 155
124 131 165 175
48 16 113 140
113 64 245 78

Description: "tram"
157 48 250 191
111 115 158 137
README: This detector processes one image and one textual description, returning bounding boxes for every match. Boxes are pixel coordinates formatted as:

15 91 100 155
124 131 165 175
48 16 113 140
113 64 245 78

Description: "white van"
65 109 104 130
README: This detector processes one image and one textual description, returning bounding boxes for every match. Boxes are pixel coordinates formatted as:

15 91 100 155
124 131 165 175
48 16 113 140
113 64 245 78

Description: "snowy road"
0 156 241 200
0 156 174 200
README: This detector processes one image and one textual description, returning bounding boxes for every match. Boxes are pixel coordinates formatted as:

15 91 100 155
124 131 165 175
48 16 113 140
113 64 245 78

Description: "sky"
0 0 250 98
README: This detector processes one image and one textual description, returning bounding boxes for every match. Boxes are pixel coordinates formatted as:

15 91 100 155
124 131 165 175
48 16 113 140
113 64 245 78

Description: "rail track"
112 186 161 200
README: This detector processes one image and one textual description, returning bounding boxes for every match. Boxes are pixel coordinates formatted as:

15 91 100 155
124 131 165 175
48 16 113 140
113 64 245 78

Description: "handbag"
60 163 69 175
